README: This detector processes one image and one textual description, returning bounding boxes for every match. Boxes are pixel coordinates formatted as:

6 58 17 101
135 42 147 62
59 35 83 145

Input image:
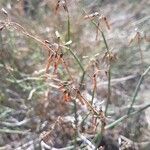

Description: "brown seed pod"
45 54 54 73
63 90 71 102
55 0 68 13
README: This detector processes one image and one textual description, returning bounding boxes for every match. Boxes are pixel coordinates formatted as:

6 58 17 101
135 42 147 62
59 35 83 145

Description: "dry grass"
0 0 150 149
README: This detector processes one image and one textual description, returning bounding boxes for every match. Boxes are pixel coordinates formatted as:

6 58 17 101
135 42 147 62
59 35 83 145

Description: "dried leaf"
98 15 110 30
63 90 71 102
103 16 110 30
129 32 142 45
46 54 54 73
55 0 61 13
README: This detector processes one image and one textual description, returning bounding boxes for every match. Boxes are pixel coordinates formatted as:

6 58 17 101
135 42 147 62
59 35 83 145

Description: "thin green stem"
89 19 111 116
0 128 29 134
94 133 103 150
106 103 150 129
138 43 144 73
93 103 150 147
68 48 85 73
80 112 90 128
63 46 85 73
91 87 96 105
67 14 71 42
65 12 86 149
79 7 112 148
105 65 111 115
127 66 150 114
73 99 78 150
82 11 111 115
79 70 86 89
88 19 109 51
66 12 77 149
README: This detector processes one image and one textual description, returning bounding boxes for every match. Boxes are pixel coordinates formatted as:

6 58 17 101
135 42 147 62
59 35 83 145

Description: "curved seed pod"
45 54 54 73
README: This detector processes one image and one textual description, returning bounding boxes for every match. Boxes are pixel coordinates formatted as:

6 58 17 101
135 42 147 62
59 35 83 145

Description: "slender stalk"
73 99 78 150
93 103 150 148
80 112 90 128
74 70 85 148
100 29 109 52
104 64 111 115
93 121 105 150
8 22 55 53
91 20 109 53
7 21 85 77
81 9 111 115
66 12 77 149
62 46 86 89
94 130 103 150
65 11 86 149
0 128 29 134
91 87 96 105
127 66 150 114
89 19 111 116
72 71 86 150
78 7 111 148
79 70 86 89
66 47 85 73
138 42 144 73
67 14 71 42
106 103 150 129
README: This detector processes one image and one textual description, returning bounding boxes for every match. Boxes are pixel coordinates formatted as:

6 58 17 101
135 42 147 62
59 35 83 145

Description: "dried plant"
0 1 150 150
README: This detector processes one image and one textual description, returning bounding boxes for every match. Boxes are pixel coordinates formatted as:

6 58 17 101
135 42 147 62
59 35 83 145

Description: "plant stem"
93 103 150 147
105 64 111 115
73 99 78 150
66 13 77 149
80 112 90 128
68 47 85 73
88 16 111 115
67 14 71 42
65 12 86 149
127 66 150 114
138 43 144 73
79 7 111 148
80 70 86 89
93 130 103 150
0 128 29 134
106 103 150 129
91 86 96 105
